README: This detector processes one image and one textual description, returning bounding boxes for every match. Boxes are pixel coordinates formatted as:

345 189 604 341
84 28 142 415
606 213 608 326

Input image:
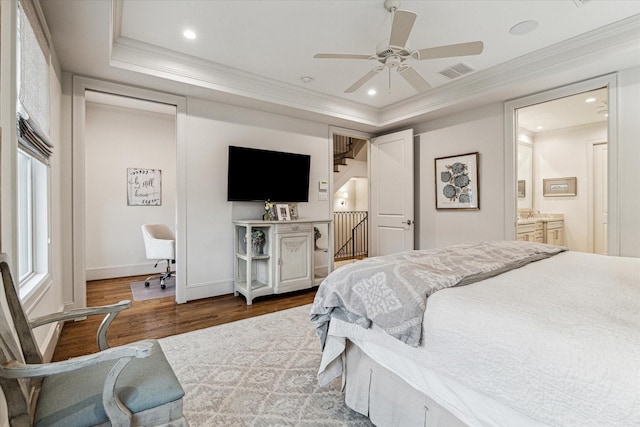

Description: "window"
16 0 52 298
17 149 49 288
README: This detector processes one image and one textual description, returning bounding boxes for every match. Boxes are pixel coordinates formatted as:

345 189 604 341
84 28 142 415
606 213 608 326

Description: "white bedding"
318 251 640 426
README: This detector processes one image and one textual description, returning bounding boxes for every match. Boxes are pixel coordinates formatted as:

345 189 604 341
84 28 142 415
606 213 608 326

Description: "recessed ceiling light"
509 20 539 36
183 29 196 40
368 89 377 96
585 97 596 103
301 76 314 84
536 125 544 130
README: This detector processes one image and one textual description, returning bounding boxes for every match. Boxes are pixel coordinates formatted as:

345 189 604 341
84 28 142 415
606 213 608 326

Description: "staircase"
333 135 367 172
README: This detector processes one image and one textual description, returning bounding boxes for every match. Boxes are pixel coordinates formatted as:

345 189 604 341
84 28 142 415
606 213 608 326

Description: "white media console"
232 219 333 305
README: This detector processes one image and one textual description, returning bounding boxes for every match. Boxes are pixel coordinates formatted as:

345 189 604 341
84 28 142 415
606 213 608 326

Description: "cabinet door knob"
401 219 413 225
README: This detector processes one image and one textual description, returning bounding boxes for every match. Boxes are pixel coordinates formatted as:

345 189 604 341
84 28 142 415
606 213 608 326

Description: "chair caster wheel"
161 284 166 289
145 282 150 287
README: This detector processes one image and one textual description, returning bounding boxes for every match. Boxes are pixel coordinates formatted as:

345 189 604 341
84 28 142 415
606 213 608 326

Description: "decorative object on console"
289 203 298 219
248 229 266 255
434 152 479 210
543 177 577 197
314 227 322 250
276 203 291 221
264 200 276 220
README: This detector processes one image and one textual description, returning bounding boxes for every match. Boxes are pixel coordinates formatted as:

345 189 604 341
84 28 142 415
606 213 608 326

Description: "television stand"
232 219 333 305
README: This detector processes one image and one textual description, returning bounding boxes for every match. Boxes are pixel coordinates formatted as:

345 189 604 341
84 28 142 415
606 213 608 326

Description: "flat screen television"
227 145 311 202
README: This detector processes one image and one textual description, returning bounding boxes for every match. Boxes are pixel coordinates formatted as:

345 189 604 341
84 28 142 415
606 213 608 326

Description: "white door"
593 143 608 255
369 129 414 256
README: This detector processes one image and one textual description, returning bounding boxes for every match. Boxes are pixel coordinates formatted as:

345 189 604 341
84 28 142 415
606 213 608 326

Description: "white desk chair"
141 224 175 289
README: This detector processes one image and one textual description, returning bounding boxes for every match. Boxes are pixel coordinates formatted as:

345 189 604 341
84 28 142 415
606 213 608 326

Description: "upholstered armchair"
0 253 188 426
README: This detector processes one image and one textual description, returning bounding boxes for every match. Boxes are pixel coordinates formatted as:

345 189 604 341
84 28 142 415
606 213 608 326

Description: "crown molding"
109 1 640 130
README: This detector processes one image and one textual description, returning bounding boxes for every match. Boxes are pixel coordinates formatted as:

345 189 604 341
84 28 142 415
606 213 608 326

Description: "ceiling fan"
313 0 484 94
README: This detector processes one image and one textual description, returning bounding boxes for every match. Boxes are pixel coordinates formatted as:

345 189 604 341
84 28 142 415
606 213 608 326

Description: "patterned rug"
158 304 373 426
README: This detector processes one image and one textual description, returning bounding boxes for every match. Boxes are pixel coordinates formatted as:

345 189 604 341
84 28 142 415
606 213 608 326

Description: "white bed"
313 246 640 427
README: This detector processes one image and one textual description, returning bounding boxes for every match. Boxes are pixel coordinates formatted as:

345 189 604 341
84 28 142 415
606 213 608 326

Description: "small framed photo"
288 203 298 219
517 180 526 198
434 152 479 210
276 203 291 221
543 177 577 197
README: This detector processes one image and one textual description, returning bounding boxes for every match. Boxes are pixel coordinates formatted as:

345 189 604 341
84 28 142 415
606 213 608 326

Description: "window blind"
18 0 51 139
18 114 52 163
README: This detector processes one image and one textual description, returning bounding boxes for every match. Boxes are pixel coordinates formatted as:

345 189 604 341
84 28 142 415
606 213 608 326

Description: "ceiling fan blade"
417 41 484 60
389 10 417 48
345 68 381 93
314 53 372 60
398 67 431 92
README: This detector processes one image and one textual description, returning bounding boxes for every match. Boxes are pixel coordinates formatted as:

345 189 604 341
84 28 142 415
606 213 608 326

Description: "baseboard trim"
185 279 234 302
86 262 166 281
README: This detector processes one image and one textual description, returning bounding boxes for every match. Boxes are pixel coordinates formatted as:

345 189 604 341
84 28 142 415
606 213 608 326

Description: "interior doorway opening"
331 133 369 268
514 87 608 254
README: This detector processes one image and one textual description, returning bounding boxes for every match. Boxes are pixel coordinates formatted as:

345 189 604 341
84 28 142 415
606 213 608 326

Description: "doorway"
331 131 370 268
515 88 608 253
504 74 618 255
72 76 187 308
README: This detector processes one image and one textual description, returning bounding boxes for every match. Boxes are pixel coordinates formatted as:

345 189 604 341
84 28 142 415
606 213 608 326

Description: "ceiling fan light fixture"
385 55 401 68
314 1 484 94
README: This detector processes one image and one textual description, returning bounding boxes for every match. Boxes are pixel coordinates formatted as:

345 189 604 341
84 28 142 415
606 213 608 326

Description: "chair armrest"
0 339 156 425
30 300 132 350
0 339 155 378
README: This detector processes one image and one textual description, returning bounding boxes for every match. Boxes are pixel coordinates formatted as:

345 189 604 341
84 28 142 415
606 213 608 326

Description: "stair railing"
334 211 368 260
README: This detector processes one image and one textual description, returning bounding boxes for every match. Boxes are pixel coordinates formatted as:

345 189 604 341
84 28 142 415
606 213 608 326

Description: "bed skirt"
343 340 468 427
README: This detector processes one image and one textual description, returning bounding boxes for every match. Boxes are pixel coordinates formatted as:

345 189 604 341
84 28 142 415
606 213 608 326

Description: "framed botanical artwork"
543 177 576 196
276 203 291 221
434 152 479 210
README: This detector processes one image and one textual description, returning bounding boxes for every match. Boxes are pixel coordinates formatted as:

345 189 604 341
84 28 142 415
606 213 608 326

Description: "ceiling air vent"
438 62 477 80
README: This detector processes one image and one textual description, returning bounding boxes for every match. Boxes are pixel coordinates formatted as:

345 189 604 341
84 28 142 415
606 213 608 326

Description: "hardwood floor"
52 275 316 361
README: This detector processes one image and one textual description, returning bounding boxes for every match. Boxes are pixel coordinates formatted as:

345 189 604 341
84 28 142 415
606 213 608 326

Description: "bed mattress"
318 251 640 426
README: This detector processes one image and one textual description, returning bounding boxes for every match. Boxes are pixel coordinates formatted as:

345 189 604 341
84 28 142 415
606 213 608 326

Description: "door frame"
71 76 187 307
328 126 372 255
587 140 608 254
503 74 619 255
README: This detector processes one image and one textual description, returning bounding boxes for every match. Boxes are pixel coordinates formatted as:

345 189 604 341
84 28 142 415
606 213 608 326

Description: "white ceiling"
518 87 608 133
40 0 640 131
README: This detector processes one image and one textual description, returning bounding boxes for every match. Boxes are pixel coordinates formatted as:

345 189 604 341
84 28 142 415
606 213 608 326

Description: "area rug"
158 304 373 426
129 277 175 301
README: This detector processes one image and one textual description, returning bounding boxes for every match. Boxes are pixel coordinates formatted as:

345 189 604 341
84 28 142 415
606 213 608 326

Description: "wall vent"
438 62 477 80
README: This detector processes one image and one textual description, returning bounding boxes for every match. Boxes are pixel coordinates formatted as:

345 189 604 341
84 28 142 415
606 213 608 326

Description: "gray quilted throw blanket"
310 240 566 348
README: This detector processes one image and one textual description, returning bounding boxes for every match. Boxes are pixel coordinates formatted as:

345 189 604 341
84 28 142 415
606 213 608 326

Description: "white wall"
617 66 640 257
183 99 331 300
84 102 176 280
414 103 506 249
517 134 533 210
533 122 607 252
